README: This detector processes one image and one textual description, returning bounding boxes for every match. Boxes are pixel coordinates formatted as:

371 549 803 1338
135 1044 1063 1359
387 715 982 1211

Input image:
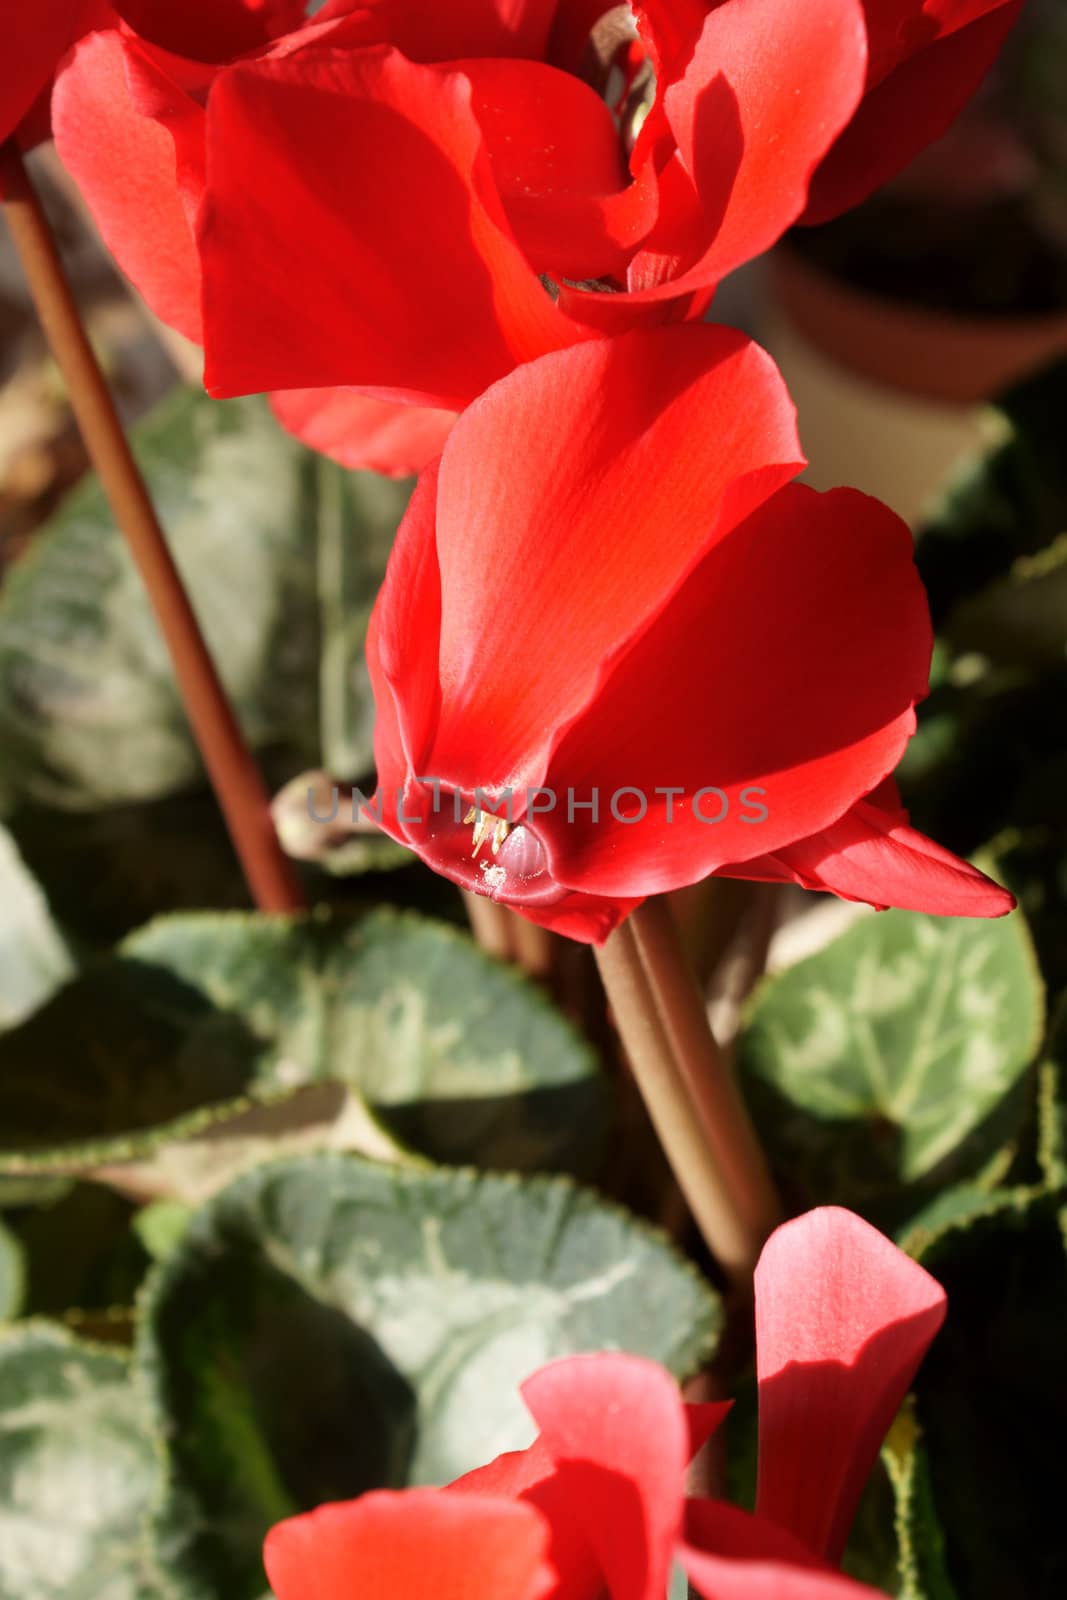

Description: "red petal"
452 1436 605 1600
53 31 205 342
566 0 869 321
754 1207 946 1563
682 1500 890 1600
544 486 931 899
200 47 569 407
423 323 802 796
264 1489 555 1600
114 0 306 61
857 0 1011 87
803 1 1023 224
501 893 641 945
368 460 443 779
316 0 562 60
687 1401 733 1461
0 0 102 147
270 389 455 476
461 57 658 281
722 795 1016 917
522 1354 689 1600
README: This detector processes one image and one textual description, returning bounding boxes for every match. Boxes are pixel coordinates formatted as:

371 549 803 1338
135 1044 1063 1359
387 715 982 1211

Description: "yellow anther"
464 805 511 859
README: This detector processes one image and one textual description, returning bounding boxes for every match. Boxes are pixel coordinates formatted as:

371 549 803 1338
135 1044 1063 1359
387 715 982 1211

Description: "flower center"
464 804 511 859
583 5 657 153
398 781 569 910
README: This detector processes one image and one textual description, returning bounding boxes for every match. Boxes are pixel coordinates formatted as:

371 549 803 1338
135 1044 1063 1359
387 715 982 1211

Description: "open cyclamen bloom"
365 322 1012 943
53 0 1020 473
264 1208 948 1600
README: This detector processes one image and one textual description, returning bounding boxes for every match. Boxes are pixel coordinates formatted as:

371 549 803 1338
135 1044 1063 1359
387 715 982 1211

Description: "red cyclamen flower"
52 0 1020 472
365 322 1012 943
265 1207 948 1599
0 0 112 178
49 0 457 473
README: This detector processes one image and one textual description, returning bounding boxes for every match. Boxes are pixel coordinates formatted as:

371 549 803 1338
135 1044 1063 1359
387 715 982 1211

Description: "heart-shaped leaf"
0 389 318 811
0 908 605 1180
916 359 1067 627
0 823 72 1030
0 1219 23 1321
737 906 1044 1226
0 388 411 942
1038 998 1067 1190
0 1322 165 1599
906 1190 1067 1600
138 1154 720 1600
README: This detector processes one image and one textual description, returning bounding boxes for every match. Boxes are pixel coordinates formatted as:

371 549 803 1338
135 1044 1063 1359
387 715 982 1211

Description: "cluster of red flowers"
2 0 1020 944
264 1208 948 1599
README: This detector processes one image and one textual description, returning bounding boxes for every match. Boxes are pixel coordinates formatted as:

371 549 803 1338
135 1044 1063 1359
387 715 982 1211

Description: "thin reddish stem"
1 142 305 913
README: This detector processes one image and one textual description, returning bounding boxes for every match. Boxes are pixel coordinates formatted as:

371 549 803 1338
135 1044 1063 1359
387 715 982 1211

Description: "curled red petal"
114 0 307 61
368 460 443 780
264 1489 555 1600
0 0 107 149
461 57 657 281
522 1353 689 1600
543 486 931 899
802 0 1023 224
720 795 1016 917
687 1400 734 1460
269 389 455 476
452 1436 605 1600
565 0 868 317
423 323 802 796
316 0 562 60
53 30 205 341
754 1207 946 1564
682 1500 891 1600
200 46 569 407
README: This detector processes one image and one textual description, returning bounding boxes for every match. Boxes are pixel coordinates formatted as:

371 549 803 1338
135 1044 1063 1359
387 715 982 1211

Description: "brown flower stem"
462 890 514 960
1 141 305 913
735 882 783 1007
506 910 555 981
669 877 752 987
629 896 781 1258
595 916 763 1283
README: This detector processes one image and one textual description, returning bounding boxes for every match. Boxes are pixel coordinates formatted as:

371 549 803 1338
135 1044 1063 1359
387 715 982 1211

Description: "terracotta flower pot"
761 248 1067 523
771 247 1067 405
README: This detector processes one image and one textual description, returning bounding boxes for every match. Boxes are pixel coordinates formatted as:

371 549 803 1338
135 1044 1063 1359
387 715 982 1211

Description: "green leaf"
737 906 1044 1225
0 1218 24 1321
5 792 252 949
899 665 1067 868
0 908 605 1179
841 1402 961 1600
878 1403 961 1600
915 360 1067 627
132 1202 194 1264
907 1191 1067 1600
0 1322 165 1599
0 823 72 1030
0 389 319 812
11 1185 150 1319
943 534 1067 672
0 389 410 942
1037 998 1067 1190
994 825 1067 1003
139 1153 720 1600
